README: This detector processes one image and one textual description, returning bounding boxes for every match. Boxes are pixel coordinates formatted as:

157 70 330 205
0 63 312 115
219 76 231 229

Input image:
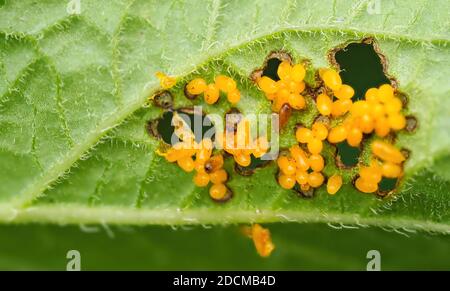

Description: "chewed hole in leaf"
250 50 293 83
336 141 361 168
333 38 392 100
149 109 216 144
262 58 282 81
378 177 398 196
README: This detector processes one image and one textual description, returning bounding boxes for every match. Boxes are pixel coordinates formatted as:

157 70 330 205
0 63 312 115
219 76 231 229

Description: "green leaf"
0 0 449 236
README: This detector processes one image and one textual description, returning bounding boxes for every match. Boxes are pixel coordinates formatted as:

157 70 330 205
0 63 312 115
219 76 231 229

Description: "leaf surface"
0 0 449 233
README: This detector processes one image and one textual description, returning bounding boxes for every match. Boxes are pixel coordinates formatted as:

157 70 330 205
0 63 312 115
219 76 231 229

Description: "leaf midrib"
0 203 448 234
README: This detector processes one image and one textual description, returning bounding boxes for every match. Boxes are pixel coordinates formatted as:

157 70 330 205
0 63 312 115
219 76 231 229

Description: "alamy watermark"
169 106 280 160
66 249 81 271
366 0 381 15
366 250 381 271
67 0 81 15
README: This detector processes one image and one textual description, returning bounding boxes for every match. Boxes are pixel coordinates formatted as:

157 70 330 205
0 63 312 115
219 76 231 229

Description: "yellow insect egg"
209 169 228 184
327 125 348 143
316 93 333 116
155 71 176 89
365 87 379 103
309 154 324 172
209 183 228 200
308 172 324 188
290 145 310 171
307 138 323 154
385 97 402 114
355 177 378 193
312 122 328 140
250 224 275 258
205 154 224 173
258 76 278 94
350 100 370 116
204 83 220 104
289 80 305 94
186 78 207 95
375 119 390 138
164 148 181 163
177 156 195 172
359 165 382 184
342 116 355 131
277 88 290 100
227 88 241 104
288 93 306 110
277 156 297 176
291 63 306 82
347 126 363 147
381 162 402 178
369 158 383 170
331 99 352 117
334 84 354 100
196 148 212 165
194 159 206 173
358 114 375 134
327 174 343 195
318 68 327 79
388 113 406 130
277 61 292 80
193 171 210 187
371 140 405 164
234 152 251 167
277 79 288 90
266 93 277 101
272 94 288 112
378 84 394 102
215 75 236 92
278 174 296 189
173 142 197 157
322 69 342 91
371 103 385 119
295 127 313 143
295 171 309 185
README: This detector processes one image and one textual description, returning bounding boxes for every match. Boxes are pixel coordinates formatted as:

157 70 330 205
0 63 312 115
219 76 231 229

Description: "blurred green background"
0 223 448 270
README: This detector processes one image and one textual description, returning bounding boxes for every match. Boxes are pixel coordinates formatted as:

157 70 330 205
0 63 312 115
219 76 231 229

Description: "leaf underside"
0 0 449 233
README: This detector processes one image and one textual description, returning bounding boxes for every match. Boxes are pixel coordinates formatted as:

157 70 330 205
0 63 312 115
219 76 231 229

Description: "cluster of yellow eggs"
216 119 270 167
317 69 354 117
327 83 406 147
277 145 326 191
355 140 405 193
161 139 231 201
186 75 241 105
257 61 307 112
278 120 343 195
273 66 407 195
158 113 231 201
154 62 408 199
